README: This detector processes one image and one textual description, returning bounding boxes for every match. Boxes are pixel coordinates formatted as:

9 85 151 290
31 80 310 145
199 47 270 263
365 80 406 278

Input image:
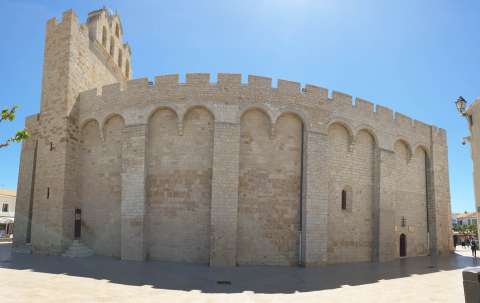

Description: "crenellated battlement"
76 73 439 146
14 7 453 266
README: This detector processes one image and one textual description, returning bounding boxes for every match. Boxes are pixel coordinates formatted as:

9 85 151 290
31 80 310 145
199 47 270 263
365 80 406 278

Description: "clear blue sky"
0 0 478 212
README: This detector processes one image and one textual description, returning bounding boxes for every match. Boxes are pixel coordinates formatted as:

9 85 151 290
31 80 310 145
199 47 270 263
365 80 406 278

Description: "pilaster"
12 136 37 248
303 130 329 266
430 127 453 255
121 123 147 261
371 146 380 262
378 148 396 262
209 106 240 266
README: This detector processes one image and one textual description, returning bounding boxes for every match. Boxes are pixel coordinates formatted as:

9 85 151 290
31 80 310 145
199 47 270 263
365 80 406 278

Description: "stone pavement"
0 242 476 303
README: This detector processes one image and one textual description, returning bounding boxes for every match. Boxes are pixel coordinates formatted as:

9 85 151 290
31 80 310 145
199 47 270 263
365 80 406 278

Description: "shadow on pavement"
0 243 476 294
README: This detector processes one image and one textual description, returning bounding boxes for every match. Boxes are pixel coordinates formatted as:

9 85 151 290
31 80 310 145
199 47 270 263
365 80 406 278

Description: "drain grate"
217 280 232 285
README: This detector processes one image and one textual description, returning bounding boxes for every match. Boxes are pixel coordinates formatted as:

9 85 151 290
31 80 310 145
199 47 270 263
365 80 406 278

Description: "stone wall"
146 108 213 263
237 111 302 266
79 116 123 257
327 125 375 263
14 8 453 266
13 9 127 253
392 141 428 258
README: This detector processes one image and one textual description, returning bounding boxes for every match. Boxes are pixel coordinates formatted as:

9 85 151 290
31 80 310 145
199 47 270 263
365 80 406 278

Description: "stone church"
13 8 453 266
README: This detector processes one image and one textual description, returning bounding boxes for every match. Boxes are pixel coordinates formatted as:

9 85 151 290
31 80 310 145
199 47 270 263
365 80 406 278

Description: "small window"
102 26 107 47
110 37 115 56
2 204 8 212
118 49 123 67
115 24 120 38
341 190 347 210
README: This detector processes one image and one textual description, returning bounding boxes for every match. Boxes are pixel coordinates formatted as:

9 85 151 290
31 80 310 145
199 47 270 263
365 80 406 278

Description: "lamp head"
456 96 467 115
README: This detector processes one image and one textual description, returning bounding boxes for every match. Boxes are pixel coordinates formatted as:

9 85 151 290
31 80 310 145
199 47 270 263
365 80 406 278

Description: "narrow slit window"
341 190 347 210
110 37 115 56
115 24 120 38
118 49 123 67
102 26 107 47
47 187 50 199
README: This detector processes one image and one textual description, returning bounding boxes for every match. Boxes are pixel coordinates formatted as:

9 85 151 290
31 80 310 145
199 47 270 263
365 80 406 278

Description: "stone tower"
14 8 131 254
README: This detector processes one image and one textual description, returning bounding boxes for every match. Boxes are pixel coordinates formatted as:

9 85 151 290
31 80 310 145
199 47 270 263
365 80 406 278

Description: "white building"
452 212 477 226
0 189 16 237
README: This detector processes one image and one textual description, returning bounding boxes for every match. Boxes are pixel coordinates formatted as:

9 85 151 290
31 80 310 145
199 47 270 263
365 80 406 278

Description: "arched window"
109 37 114 56
115 24 120 38
118 49 123 67
125 59 130 77
102 26 107 47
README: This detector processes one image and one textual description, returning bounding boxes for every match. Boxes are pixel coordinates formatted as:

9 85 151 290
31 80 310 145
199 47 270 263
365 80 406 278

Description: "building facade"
452 212 477 226
0 189 16 237
13 8 453 266
465 98 480 238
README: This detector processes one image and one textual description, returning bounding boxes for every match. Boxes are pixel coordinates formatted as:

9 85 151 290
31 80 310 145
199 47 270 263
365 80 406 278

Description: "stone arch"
327 122 375 263
78 114 123 257
99 114 124 257
101 113 125 140
146 105 213 264
237 108 302 265
148 106 179 123
240 106 274 127
79 119 102 253
328 120 354 147
148 106 180 136
394 138 412 162
411 144 429 256
393 137 428 257
183 105 215 123
354 126 378 147
274 110 307 129
328 122 353 153
414 144 430 158
80 118 100 135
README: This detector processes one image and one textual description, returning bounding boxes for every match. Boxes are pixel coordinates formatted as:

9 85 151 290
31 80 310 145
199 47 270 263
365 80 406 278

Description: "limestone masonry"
13 8 453 266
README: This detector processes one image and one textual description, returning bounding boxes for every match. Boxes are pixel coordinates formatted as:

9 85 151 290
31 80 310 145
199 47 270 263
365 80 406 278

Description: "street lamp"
455 96 467 116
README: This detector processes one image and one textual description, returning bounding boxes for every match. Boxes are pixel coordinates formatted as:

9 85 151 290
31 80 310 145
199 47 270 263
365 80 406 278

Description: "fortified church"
13 8 453 266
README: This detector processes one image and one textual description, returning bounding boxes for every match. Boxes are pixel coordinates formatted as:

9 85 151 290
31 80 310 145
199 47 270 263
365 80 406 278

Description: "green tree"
453 222 478 236
0 105 29 148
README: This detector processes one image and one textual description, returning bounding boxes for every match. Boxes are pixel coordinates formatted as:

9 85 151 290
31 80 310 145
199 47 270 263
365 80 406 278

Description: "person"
471 240 477 258
462 240 466 248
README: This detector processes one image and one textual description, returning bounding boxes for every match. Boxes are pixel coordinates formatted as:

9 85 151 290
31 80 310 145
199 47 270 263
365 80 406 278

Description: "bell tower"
14 8 132 253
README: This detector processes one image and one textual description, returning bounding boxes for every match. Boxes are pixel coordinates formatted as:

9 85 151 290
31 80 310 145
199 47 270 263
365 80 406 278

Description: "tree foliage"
0 105 30 148
453 222 478 236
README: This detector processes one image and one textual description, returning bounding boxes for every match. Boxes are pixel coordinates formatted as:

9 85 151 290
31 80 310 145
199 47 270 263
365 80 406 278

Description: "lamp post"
455 96 479 233
456 96 480 302
455 96 467 116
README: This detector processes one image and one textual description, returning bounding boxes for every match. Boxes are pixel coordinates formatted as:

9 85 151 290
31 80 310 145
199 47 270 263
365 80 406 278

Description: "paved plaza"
0 242 475 303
